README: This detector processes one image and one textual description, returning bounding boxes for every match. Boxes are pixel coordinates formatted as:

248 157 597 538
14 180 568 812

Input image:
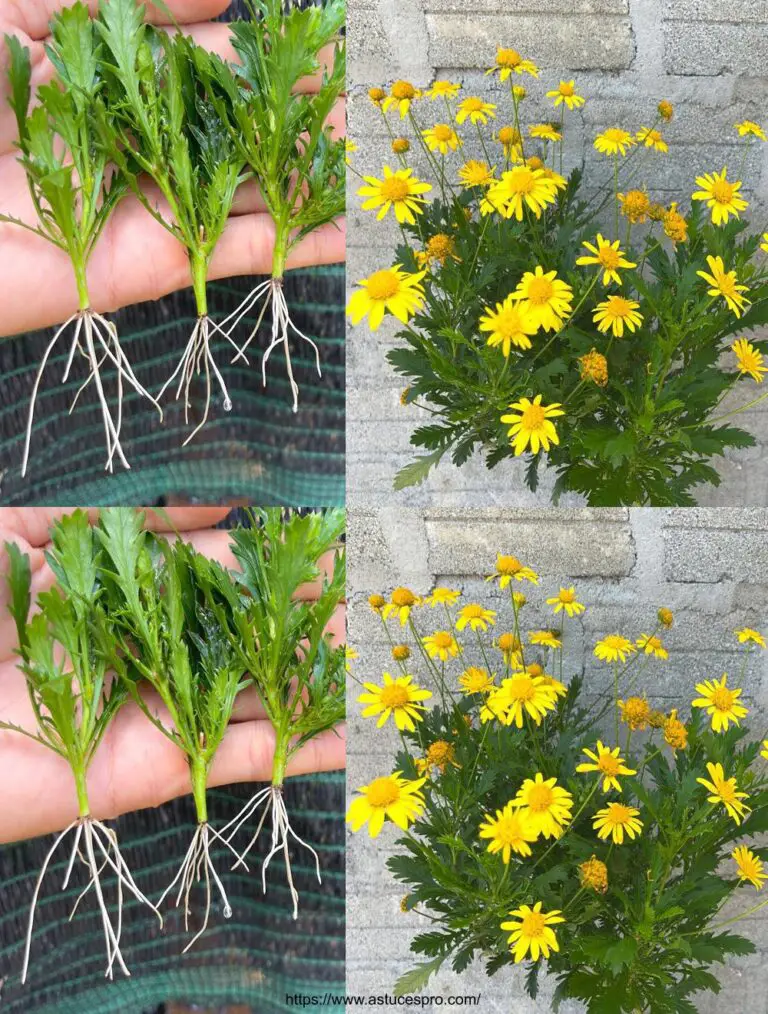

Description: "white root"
156 822 242 953
22 310 162 478
226 279 322 414
157 316 241 446
21 817 161 985
226 785 321 921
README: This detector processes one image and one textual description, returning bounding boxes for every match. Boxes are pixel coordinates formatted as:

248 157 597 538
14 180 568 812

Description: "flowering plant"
348 557 768 1012
347 50 768 505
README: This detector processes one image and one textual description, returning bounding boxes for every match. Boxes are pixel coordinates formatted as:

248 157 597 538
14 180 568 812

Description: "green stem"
190 250 209 318
74 766 90 818
73 257 90 313
271 216 290 280
190 754 209 824
272 727 290 787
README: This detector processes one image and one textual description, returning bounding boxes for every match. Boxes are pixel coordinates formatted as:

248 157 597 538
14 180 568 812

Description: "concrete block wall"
346 0 768 509
345 506 768 1010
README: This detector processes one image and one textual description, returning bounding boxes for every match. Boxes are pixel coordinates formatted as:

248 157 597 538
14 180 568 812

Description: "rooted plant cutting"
203 0 346 411
1 511 161 983
350 561 768 1012
348 48 768 505
96 507 248 950
3 7 161 476
97 0 247 444
208 508 346 919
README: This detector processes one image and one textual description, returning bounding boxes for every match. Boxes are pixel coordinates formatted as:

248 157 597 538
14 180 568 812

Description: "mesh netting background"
0 510 346 1011
0 0 346 508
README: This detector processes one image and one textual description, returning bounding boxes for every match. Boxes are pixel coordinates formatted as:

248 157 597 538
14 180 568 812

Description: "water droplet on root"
223 905 233 919
223 399 233 412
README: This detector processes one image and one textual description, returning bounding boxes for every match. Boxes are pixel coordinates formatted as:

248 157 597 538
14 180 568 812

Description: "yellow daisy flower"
358 673 432 731
487 554 539 587
345 646 359 670
663 709 688 752
576 234 636 287
692 168 748 225
456 603 497 632
663 203 689 245
658 99 674 122
577 741 637 793
636 634 668 659
415 739 459 776
391 137 410 154
496 125 522 160
593 127 636 157
511 773 573 839
735 626 767 647
422 630 460 662
502 396 565 457
545 587 585 617
501 903 564 964
368 593 386 613
619 696 651 731
510 267 573 331
529 630 562 649
357 166 432 224
422 123 462 155
458 160 495 188
427 587 461 607
492 674 560 728
368 87 386 106
692 675 748 732
382 586 422 625
479 296 539 355
735 120 767 141
426 80 461 100
546 80 585 109
594 634 636 664
391 644 410 662
733 339 768 383
479 802 538 862
540 674 568 698
496 632 522 663
733 845 767 889
636 126 668 152
382 80 421 118
486 47 539 81
579 855 608 893
483 167 560 221
529 123 562 143
346 772 426 837
697 255 750 317
593 295 644 338
347 265 426 332
459 666 494 695
658 607 674 628
456 96 497 125
593 802 643 844
618 189 651 224
697 762 750 824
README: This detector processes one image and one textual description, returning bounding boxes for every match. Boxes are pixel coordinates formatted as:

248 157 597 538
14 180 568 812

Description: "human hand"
0 506 346 843
0 0 346 336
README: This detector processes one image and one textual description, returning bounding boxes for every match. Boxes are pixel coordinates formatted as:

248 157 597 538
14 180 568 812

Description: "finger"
12 0 231 42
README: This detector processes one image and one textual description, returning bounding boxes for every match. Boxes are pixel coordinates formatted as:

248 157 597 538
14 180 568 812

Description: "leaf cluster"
2 511 126 782
3 5 127 272
388 179 768 506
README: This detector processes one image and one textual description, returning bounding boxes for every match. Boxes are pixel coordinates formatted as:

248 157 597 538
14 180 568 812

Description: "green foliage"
204 0 346 275
361 572 768 1012
2 512 127 809
3 8 128 300
209 508 346 784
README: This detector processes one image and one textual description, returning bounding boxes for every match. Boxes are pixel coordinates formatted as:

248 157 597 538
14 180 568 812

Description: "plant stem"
74 766 90 818
272 724 290 787
73 257 91 313
190 755 209 824
190 250 209 317
272 217 290 281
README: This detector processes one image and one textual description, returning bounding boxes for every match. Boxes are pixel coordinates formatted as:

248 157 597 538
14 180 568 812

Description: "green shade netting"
0 776 345 1013
0 269 346 507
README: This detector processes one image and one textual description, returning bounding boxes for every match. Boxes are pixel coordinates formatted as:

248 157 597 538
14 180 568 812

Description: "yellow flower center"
506 676 535 702
432 124 453 142
427 740 452 765
498 126 520 145
528 663 544 677
497 555 522 575
527 784 554 813
559 589 575 603
391 587 416 607
717 780 738 805
520 403 547 430
392 80 416 100
380 683 410 709
559 82 575 96
607 296 634 318
607 803 632 824
498 632 521 651
509 168 536 194
463 97 484 112
520 910 547 937
526 156 544 170
598 246 621 270
366 777 401 808
717 273 739 299
711 687 736 712
427 234 455 260
598 754 621 777
497 48 522 68
526 277 554 305
432 631 454 649
462 604 484 618
604 128 628 143
380 176 411 202
367 270 401 301
495 814 522 844
712 179 735 204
